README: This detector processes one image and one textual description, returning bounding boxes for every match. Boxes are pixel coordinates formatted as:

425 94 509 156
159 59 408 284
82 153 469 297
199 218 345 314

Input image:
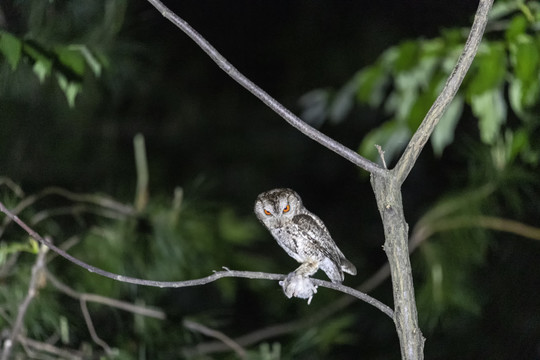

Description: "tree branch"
46 270 166 319
394 0 493 185
80 298 112 355
145 0 386 177
0 201 392 318
184 320 247 360
1 244 48 360
18 336 84 360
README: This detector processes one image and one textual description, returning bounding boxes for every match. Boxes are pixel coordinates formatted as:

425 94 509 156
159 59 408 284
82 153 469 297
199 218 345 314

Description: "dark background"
1 1 539 359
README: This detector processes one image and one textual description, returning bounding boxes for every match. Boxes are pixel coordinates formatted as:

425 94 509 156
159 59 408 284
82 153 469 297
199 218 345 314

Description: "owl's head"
254 188 302 228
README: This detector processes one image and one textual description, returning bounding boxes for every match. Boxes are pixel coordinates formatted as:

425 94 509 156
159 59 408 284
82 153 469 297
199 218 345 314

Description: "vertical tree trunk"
371 173 424 360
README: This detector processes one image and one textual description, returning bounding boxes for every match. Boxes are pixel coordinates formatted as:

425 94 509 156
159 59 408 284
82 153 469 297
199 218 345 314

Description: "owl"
254 188 356 283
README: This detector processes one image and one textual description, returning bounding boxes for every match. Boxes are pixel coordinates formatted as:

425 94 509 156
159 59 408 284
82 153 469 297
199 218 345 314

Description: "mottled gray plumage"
254 188 356 283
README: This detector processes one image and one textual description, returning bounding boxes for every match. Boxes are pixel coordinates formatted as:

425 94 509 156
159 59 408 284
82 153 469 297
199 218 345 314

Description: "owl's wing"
291 214 342 266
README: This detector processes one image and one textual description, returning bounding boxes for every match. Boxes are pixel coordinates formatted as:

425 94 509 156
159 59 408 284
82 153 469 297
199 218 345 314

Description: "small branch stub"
375 144 387 169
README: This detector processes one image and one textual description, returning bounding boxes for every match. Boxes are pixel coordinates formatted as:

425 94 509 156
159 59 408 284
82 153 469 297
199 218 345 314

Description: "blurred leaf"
32 59 51 83
0 31 22 70
254 342 281 360
55 46 86 76
385 77 417 122
431 95 464 156
56 73 82 107
418 237 484 331
467 42 506 96
507 128 529 163
299 89 329 127
508 76 540 119
355 63 389 107
70 45 103 76
509 34 539 83
406 71 446 130
393 41 419 73
387 51 441 125
505 14 528 42
317 315 356 350
329 78 357 124
471 88 506 145
488 1 519 21
104 0 128 35
218 208 260 245
23 43 53 82
359 120 410 164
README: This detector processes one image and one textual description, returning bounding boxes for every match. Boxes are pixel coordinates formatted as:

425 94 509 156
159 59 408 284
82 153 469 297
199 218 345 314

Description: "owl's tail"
341 258 357 276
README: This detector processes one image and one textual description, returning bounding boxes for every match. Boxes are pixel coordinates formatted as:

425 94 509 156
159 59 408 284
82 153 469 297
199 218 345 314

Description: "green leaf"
23 43 53 82
393 41 419 73
358 120 411 164
55 46 85 76
506 128 528 164
56 73 82 107
431 95 464 156
505 14 528 42
467 42 507 96
488 1 519 22
387 47 441 125
509 34 539 83
0 31 22 70
508 77 540 120
355 63 388 107
329 78 357 124
69 45 102 76
32 59 52 83
386 76 417 122
471 88 506 145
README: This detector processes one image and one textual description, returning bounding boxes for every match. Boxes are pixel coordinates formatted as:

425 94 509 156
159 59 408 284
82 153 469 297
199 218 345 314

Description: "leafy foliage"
300 0 540 165
0 0 126 106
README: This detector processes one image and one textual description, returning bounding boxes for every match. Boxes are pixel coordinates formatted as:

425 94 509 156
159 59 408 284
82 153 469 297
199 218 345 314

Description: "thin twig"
145 0 386 177
80 299 112 355
184 320 247 359
1 244 48 360
0 187 134 238
0 201 392 317
18 336 83 360
375 144 387 169
312 278 393 318
0 176 24 198
133 133 149 212
46 270 165 319
394 0 494 184
30 205 129 225
426 216 540 242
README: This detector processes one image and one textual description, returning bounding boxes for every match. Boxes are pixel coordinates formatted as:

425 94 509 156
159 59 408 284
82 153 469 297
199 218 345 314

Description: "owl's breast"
272 221 328 264
270 226 306 263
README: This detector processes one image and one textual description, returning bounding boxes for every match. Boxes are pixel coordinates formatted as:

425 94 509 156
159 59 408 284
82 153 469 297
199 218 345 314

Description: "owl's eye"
263 209 272 216
282 204 290 213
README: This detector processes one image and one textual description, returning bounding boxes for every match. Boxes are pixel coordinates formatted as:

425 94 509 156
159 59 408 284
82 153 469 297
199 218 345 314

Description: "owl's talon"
280 272 318 304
